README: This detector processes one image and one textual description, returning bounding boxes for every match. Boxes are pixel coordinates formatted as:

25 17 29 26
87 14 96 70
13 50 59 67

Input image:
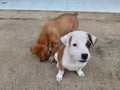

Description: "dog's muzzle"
79 59 86 63
81 53 88 60
79 53 88 63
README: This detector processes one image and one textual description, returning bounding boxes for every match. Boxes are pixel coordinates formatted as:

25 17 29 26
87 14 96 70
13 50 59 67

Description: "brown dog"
30 12 79 62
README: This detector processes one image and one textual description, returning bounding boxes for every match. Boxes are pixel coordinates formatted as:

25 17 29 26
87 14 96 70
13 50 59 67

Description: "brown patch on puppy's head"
30 43 49 62
87 33 97 48
69 36 72 46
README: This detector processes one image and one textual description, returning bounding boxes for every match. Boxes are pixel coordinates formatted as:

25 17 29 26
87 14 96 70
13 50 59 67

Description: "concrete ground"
0 10 120 90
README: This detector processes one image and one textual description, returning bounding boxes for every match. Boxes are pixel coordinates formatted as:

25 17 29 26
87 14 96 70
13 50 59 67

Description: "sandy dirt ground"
0 10 120 90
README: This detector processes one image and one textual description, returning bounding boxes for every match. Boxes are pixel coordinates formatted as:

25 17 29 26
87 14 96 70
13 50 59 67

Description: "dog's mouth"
79 59 86 63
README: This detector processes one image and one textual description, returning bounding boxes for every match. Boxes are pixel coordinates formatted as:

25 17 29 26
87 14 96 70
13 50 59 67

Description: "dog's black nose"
81 53 88 60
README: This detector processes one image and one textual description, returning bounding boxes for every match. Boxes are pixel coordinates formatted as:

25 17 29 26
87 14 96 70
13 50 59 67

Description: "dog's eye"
73 43 77 47
86 41 91 48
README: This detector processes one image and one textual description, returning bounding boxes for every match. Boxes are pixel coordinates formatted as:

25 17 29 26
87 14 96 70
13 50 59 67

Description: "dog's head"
30 43 49 61
61 30 97 63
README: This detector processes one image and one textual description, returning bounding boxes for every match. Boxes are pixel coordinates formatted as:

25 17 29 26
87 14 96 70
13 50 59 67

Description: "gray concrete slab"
0 11 120 90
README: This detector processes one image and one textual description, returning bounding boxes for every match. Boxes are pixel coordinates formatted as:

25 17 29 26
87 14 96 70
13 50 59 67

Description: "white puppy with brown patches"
54 30 97 81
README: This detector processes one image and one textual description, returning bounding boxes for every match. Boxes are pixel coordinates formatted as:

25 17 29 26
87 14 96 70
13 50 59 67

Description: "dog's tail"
73 12 78 16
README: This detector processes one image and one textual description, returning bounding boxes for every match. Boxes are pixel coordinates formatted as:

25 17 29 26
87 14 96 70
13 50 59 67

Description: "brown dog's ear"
87 33 97 47
30 43 40 55
61 32 72 46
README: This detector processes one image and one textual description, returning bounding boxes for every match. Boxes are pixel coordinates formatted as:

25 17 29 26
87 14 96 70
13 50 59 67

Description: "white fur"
56 70 64 81
61 31 92 62
54 53 59 68
76 69 85 77
62 47 87 71
55 30 97 81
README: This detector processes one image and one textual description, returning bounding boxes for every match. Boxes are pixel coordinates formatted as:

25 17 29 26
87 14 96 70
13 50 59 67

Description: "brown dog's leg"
48 34 60 62
49 42 59 62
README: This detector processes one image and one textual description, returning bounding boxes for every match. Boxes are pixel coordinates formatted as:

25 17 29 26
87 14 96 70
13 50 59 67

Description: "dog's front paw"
49 56 54 62
56 73 63 81
56 70 64 82
77 71 85 77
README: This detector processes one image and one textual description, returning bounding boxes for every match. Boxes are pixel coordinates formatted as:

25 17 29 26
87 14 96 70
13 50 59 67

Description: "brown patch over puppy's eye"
86 41 91 48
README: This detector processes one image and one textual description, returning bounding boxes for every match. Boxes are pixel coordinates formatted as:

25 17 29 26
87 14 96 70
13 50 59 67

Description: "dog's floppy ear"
61 32 72 46
87 33 97 47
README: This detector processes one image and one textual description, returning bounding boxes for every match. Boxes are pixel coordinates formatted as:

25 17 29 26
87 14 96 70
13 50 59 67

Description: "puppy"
54 30 97 81
30 12 79 62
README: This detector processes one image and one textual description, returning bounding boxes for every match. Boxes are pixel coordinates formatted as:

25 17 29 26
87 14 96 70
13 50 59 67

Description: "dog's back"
54 12 78 20
45 12 79 37
31 12 79 62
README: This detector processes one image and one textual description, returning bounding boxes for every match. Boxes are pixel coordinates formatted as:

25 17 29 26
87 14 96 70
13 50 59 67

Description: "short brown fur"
58 46 65 71
30 12 79 61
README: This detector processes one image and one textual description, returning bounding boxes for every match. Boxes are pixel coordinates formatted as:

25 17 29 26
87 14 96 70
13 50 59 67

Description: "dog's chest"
62 48 87 71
